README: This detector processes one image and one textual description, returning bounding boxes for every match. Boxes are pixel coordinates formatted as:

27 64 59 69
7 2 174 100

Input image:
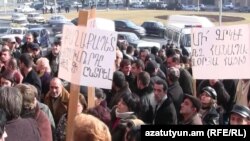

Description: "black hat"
231 104 250 119
112 71 126 88
202 86 217 100
184 94 201 112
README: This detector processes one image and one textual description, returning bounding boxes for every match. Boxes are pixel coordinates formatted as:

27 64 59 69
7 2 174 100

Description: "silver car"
47 15 70 26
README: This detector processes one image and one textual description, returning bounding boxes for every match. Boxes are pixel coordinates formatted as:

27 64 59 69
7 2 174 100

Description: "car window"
115 21 123 27
10 29 22 34
126 21 137 28
0 28 8 33
142 22 149 27
125 33 139 42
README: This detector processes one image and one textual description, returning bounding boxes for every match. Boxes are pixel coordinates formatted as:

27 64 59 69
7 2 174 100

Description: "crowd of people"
0 29 249 141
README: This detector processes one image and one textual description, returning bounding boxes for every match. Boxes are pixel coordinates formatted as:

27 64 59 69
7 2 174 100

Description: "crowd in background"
0 30 249 141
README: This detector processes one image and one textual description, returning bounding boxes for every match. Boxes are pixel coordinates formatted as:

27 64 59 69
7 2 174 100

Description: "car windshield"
0 28 8 33
126 33 139 42
181 34 191 47
126 21 137 28
8 29 22 34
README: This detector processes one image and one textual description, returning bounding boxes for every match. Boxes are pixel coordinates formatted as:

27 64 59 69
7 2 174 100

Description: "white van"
165 15 215 56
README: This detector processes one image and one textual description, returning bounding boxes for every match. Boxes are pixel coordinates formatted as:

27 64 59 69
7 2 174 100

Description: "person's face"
117 98 129 113
35 63 45 74
180 98 195 115
121 65 131 76
94 97 102 107
230 113 249 125
0 51 11 63
0 77 12 87
166 57 176 68
49 80 62 98
140 52 147 62
154 83 165 103
200 92 212 108
26 35 33 43
32 49 40 56
52 44 60 55
7 42 15 49
76 101 83 114
131 64 140 76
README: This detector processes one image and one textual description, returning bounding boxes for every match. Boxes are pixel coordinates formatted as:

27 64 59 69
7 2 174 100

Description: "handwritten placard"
191 24 250 79
58 25 117 89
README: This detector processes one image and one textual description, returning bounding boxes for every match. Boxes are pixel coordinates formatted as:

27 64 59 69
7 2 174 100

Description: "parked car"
11 13 27 21
0 27 28 43
11 19 29 27
114 20 146 38
14 5 36 13
117 32 160 50
27 13 46 23
237 6 250 12
141 21 166 37
0 27 10 37
47 15 70 26
52 22 75 34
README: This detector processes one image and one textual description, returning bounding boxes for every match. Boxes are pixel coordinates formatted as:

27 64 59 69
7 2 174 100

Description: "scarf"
115 109 134 119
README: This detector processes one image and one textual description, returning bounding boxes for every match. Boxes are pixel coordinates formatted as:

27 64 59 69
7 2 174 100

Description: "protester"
88 88 111 126
230 104 250 125
153 79 177 125
73 113 111 141
199 86 219 125
44 77 70 124
0 86 41 141
179 94 203 125
56 94 87 141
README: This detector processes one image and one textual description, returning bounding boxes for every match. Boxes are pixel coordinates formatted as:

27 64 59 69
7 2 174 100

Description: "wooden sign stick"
65 9 96 141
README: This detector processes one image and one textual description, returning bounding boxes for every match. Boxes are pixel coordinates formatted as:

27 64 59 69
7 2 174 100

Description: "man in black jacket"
152 79 177 125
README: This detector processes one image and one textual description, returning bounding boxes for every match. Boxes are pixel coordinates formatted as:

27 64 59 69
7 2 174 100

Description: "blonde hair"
36 57 51 73
73 113 111 141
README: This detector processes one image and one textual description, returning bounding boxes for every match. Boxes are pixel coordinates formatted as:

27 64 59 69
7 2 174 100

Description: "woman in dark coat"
110 93 141 141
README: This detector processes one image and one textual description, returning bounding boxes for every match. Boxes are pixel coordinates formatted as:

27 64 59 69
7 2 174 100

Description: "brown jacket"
44 87 70 125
